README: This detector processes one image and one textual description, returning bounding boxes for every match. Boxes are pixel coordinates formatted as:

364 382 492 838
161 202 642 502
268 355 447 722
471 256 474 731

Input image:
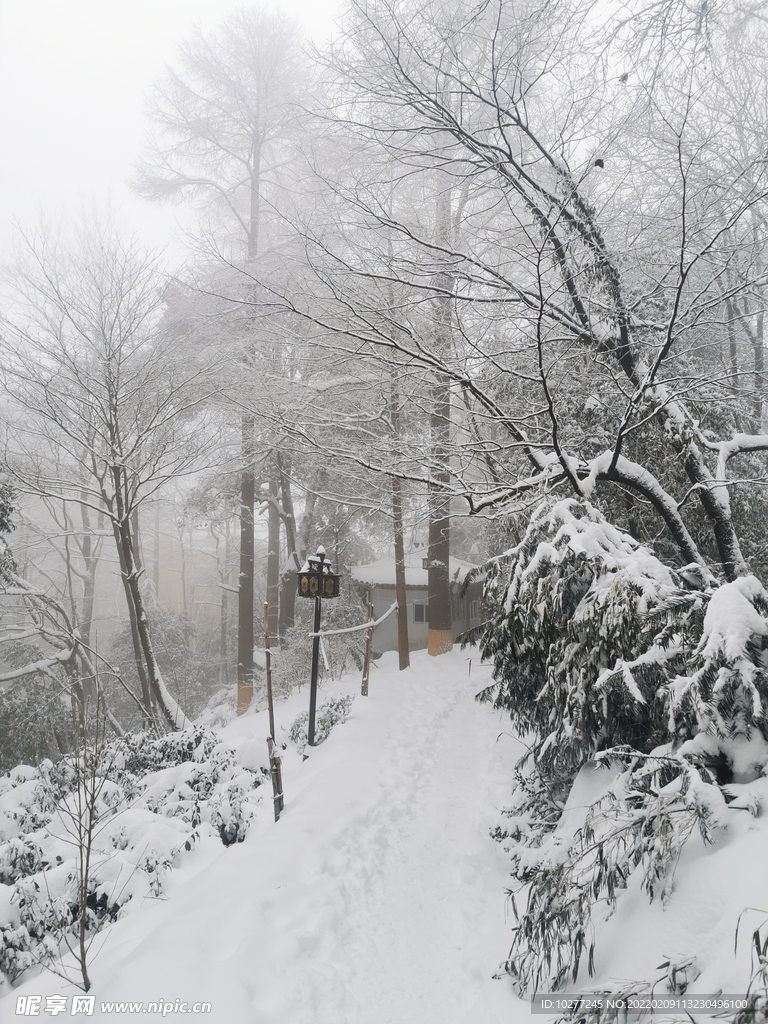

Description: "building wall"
367 582 483 657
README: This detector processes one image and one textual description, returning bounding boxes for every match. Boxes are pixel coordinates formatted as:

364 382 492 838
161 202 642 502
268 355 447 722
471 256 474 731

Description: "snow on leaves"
0 726 268 987
479 498 768 993
288 694 356 757
477 498 698 783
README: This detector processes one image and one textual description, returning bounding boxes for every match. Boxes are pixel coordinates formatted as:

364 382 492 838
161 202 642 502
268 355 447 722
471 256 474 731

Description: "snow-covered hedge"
478 500 710 785
0 727 268 988
288 694 356 756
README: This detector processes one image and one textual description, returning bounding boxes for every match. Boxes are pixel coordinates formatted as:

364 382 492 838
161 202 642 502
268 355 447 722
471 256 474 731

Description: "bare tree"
260 0 768 585
1 218 219 729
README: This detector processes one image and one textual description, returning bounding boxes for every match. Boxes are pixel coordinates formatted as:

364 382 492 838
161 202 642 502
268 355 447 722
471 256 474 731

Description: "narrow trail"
278 653 527 1024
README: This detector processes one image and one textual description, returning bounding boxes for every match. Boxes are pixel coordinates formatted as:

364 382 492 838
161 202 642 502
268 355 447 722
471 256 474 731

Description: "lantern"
296 546 341 600
295 547 341 749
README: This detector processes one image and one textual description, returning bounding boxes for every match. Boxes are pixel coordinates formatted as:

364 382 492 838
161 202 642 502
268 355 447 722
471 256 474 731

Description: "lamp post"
296 546 341 747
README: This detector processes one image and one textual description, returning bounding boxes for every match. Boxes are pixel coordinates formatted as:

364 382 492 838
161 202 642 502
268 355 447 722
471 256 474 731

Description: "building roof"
350 548 480 588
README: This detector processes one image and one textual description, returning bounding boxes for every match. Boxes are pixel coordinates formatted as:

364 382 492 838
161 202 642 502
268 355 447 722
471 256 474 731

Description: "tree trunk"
755 308 765 431
153 501 160 597
236 118 261 713
131 506 143 574
427 373 452 656
237 417 256 715
428 183 453 656
110 507 154 724
390 371 410 668
219 526 230 688
393 473 411 667
112 468 190 729
298 468 327 563
278 454 298 640
267 475 280 640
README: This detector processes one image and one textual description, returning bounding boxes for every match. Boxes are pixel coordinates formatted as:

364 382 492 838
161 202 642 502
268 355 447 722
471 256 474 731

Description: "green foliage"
477 500 705 785
480 499 768 994
289 694 356 755
503 752 726 992
0 480 15 538
0 677 76 774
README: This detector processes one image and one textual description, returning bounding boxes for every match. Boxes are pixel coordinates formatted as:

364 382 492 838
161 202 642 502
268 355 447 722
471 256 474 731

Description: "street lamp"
296 546 341 747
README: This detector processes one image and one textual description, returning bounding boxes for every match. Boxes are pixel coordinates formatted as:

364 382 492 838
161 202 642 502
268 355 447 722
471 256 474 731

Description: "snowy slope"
1 649 530 1023
581 769 768 997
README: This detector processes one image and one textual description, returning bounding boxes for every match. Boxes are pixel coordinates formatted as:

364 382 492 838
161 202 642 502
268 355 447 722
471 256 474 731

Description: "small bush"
289 694 356 755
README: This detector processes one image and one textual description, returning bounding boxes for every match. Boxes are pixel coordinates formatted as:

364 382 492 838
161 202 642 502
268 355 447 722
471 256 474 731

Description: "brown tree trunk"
427 372 452 656
110 507 154 723
278 455 298 640
390 372 410 668
220 526 230 687
237 417 256 715
112 467 188 729
428 183 453 656
393 474 410 667
267 475 280 640
755 309 764 431
236 121 261 713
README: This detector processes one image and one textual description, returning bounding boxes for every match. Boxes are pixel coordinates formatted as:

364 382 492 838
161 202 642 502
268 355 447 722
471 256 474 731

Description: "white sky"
0 0 339 261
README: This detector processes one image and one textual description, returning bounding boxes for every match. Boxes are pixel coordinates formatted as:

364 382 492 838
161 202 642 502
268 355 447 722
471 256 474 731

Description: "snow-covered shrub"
209 782 251 847
289 694 356 755
478 499 706 788
195 687 237 729
0 837 42 884
502 750 728 992
112 727 220 777
667 576 768 770
733 912 768 1024
0 923 34 982
478 498 768 993
0 724 269 987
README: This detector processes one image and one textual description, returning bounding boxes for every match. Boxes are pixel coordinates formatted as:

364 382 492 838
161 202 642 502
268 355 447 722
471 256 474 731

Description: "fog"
0 0 337 258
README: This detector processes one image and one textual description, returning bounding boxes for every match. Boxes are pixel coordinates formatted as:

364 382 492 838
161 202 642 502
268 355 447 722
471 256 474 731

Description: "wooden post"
264 602 276 742
307 595 322 747
267 737 284 821
361 588 374 696
264 602 283 820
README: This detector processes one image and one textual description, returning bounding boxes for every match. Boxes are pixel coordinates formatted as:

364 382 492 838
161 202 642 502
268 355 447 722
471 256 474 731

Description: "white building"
349 549 483 656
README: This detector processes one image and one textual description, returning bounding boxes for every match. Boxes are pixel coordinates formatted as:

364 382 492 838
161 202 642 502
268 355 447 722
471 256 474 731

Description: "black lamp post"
296 546 341 747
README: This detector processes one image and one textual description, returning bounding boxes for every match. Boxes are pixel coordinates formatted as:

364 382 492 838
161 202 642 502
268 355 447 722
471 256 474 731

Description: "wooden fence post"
264 602 284 820
361 588 374 696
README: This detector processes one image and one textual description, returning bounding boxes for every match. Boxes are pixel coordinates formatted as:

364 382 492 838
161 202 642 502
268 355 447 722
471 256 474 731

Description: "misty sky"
0 0 338 261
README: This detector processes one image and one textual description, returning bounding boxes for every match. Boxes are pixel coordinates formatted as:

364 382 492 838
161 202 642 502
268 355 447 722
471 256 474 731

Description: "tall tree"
135 5 305 713
274 0 768 586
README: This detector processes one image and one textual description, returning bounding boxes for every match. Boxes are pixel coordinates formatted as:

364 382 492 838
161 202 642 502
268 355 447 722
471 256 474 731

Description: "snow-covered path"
4 650 530 1023
283 654 524 1024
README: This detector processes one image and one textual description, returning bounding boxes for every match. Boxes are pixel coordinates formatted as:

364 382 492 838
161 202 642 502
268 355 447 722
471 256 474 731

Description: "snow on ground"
585 771 768 997
1 648 530 1023
8 644 768 1023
